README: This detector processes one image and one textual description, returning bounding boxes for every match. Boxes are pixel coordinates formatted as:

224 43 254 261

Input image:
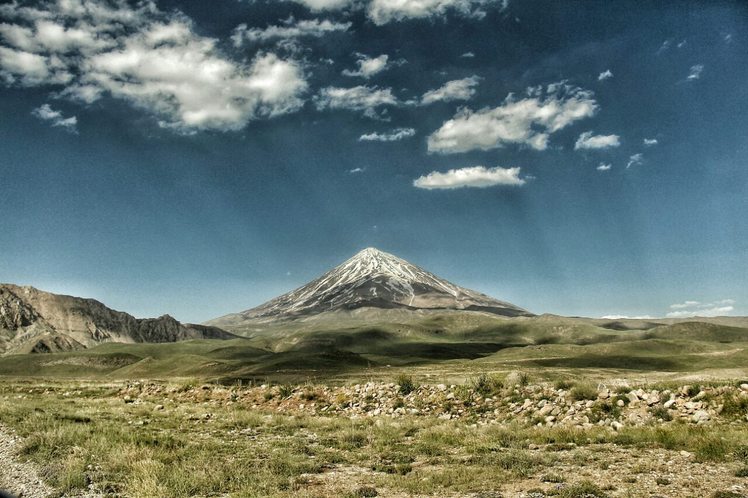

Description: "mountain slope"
0 284 236 355
210 248 531 329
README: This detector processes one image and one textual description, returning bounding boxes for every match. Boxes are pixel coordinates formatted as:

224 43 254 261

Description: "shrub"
396 374 417 395
570 383 598 402
471 373 504 396
734 466 748 478
557 480 609 498
588 402 621 423
650 406 673 422
722 393 748 418
278 384 294 398
554 379 575 390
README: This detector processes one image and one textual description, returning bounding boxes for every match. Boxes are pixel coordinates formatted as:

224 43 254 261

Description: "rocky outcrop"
117 379 748 429
0 284 236 355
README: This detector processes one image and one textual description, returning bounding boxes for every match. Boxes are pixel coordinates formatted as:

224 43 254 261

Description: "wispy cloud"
231 17 351 46
574 131 620 150
314 85 398 119
643 138 658 146
596 163 611 171
342 54 390 79
348 167 365 174
687 64 704 81
414 165 525 189
601 314 653 320
666 299 735 318
460 51 475 58
31 103 77 133
421 76 480 105
656 39 671 55
626 153 643 169
368 0 500 25
597 69 613 81
428 81 597 154
359 127 415 142
290 0 355 11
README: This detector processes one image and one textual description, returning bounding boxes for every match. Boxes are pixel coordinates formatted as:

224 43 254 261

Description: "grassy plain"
1 312 747 497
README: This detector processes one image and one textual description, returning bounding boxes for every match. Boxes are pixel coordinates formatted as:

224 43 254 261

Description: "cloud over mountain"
314 85 398 118
31 103 77 132
414 165 525 189
421 76 480 105
0 0 308 131
574 131 620 150
359 127 416 141
342 54 390 78
427 82 598 154
231 17 351 46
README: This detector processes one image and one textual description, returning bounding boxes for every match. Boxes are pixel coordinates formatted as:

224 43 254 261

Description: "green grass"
1 312 747 385
2 380 747 497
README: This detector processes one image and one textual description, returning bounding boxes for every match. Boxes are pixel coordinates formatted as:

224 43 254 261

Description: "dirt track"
0 424 52 498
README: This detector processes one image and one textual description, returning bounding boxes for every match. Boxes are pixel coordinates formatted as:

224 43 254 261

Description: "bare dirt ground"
297 445 748 498
0 424 53 498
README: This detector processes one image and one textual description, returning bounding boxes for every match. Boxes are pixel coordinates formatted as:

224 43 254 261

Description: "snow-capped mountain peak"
232 247 532 320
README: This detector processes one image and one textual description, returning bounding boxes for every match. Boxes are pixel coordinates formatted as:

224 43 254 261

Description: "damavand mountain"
208 247 532 328
0 248 532 355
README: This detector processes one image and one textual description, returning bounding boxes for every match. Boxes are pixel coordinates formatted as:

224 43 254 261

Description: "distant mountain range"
5 248 744 363
209 247 532 330
0 284 235 355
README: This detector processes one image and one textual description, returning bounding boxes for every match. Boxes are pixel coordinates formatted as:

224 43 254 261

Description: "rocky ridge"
116 378 748 429
0 284 235 355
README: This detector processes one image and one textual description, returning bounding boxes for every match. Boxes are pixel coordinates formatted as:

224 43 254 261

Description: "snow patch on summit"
240 248 531 319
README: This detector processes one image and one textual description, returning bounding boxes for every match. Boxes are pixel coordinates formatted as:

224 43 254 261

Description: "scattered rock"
692 410 710 423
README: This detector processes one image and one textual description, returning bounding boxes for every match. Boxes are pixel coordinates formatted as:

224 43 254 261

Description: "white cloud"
31 103 77 132
656 39 671 55
0 0 309 132
368 0 499 25
574 131 620 150
359 127 415 141
290 0 355 11
597 69 612 81
231 17 351 46
290 0 503 23
669 300 702 310
596 163 611 171
666 299 735 318
413 165 525 189
0 46 51 84
314 85 398 118
348 167 365 174
427 81 597 154
421 75 480 105
601 315 653 320
460 51 475 58
643 138 658 146
687 64 704 81
0 22 40 51
342 54 389 79
626 153 643 169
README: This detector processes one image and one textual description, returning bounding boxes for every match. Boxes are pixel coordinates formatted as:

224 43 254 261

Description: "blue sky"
0 0 746 322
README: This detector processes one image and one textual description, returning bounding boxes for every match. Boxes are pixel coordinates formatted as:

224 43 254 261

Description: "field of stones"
1 373 748 497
